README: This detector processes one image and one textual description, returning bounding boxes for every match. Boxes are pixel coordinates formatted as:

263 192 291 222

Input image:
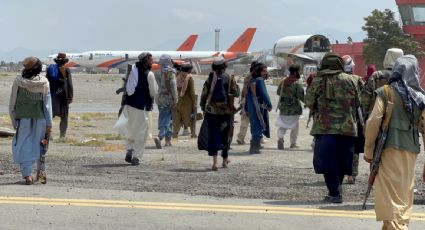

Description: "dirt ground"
1 73 425 205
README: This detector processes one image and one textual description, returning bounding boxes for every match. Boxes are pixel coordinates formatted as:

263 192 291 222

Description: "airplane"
48 28 256 70
43 34 198 68
272 34 331 77
273 34 331 64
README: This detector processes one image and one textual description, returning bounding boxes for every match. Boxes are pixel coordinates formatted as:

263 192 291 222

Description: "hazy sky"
0 0 398 52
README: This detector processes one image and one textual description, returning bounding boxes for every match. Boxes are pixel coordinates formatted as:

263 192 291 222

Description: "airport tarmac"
1 73 425 229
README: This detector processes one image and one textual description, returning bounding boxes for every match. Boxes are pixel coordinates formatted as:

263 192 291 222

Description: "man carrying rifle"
124 52 158 166
246 62 272 154
199 57 239 170
364 55 425 230
305 53 361 203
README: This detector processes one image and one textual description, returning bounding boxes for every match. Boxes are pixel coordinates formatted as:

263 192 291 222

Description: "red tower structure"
396 0 425 88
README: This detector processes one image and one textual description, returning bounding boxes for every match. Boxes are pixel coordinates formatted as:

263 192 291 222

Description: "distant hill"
0 48 81 62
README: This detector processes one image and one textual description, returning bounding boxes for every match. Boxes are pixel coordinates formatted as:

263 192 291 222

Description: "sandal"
211 165 218 171
222 159 230 168
24 176 33 185
36 171 47 184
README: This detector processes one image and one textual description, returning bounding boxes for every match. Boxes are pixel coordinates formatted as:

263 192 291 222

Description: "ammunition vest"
15 87 44 119
377 87 422 154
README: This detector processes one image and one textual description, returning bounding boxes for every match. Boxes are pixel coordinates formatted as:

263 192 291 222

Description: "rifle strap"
206 72 218 107
382 85 395 128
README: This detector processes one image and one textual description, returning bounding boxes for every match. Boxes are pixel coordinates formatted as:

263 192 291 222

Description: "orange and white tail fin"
176 34 198 51
226 28 256 52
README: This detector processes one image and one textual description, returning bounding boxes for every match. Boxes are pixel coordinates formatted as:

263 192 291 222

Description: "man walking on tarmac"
46 52 73 139
305 53 361 203
154 54 178 148
124 52 158 165
236 61 257 145
276 64 304 149
364 55 425 230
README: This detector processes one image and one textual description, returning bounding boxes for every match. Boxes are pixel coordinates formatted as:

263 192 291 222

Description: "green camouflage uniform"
200 73 240 115
305 72 361 137
360 70 391 119
277 78 305 116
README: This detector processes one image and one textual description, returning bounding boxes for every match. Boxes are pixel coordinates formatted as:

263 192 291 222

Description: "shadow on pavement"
290 181 325 187
414 199 425 205
84 163 131 168
168 168 212 173
228 151 251 156
0 181 26 186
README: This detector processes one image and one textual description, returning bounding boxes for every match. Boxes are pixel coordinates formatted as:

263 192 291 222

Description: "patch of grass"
0 115 11 126
100 143 125 152
85 133 123 140
80 113 107 121
54 137 105 147
71 139 106 147
53 137 76 144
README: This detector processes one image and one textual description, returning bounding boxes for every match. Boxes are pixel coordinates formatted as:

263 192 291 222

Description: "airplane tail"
226 28 256 53
176 34 198 51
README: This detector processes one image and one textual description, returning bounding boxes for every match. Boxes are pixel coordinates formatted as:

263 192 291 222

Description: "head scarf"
317 53 344 99
317 53 344 77
16 57 49 96
383 48 404 70
342 55 355 74
364 64 376 82
389 55 425 112
176 62 193 97
159 54 175 73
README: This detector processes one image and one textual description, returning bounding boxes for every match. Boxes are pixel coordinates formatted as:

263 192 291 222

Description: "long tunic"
176 77 195 127
46 66 73 117
364 96 425 222
9 85 52 164
246 77 272 139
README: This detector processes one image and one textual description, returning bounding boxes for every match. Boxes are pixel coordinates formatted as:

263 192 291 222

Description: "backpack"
47 64 59 81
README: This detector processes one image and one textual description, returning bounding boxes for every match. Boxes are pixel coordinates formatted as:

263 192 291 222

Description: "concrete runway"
0 185 424 230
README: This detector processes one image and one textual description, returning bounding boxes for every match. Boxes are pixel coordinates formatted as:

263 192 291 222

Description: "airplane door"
125 54 129 61
89 53 93 60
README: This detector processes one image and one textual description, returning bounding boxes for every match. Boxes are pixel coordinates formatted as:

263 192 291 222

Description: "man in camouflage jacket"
305 53 361 203
276 64 304 149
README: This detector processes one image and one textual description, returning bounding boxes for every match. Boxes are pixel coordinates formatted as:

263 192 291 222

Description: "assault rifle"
116 64 133 116
362 100 394 210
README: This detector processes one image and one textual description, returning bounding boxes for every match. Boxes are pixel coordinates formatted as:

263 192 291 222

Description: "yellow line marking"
0 196 424 220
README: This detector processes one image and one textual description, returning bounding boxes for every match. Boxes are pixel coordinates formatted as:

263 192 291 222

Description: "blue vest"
126 68 153 111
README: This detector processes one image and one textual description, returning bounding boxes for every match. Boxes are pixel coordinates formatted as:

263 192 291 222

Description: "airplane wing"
288 53 314 61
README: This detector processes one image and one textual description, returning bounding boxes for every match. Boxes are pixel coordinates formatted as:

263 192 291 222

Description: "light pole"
215 28 220 51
